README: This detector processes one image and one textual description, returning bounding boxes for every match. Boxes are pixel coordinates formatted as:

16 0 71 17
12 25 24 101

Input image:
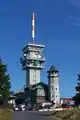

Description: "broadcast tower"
20 13 45 86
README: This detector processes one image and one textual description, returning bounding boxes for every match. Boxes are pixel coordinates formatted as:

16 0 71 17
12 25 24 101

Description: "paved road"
12 111 58 120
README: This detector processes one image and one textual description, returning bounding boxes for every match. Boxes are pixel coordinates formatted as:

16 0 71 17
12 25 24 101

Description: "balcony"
22 64 44 70
26 64 44 69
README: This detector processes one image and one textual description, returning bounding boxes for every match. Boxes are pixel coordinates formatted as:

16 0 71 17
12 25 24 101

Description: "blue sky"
0 0 80 97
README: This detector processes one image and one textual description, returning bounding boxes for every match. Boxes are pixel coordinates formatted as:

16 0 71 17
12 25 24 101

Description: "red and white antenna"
32 12 35 44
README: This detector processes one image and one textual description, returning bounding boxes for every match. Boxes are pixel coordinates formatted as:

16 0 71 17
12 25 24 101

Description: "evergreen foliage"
73 73 80 106
0 59 11 107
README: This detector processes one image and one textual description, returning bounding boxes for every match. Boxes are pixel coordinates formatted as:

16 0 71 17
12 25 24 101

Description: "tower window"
52 80 54 83
34 80 36 83
56 88 57 90
52 88 53 91
52 95 54 98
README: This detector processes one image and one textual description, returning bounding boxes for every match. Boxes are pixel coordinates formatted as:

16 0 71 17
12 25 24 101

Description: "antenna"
32 12 35 44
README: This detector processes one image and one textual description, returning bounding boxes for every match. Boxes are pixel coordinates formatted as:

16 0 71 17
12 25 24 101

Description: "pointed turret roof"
47 65 59 73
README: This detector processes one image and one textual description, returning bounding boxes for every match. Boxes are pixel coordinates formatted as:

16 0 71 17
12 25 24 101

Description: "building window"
56 88 57 90
52 95 54 98
34 80 36 83
51 79 54 83
52 87 53 91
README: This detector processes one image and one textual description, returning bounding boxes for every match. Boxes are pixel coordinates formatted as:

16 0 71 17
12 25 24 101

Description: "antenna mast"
32 12 35 44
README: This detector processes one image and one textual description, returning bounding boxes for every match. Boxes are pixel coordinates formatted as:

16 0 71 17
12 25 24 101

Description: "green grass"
0 109 11 120
54 109 80 120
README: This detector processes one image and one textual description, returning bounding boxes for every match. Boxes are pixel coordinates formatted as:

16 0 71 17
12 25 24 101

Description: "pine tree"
0 59 11 107
73 73 80 106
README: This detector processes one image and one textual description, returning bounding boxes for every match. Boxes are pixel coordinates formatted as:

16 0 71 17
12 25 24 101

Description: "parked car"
13 104 26 111
13 105 19 111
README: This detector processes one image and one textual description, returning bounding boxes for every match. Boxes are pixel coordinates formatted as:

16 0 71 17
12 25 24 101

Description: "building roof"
23 44 45 51
25 82 48 91
32 82 48 88
47 65 59 73
60 98 72 100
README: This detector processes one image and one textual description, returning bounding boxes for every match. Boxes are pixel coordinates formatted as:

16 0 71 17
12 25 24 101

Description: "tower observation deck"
20 13 45 86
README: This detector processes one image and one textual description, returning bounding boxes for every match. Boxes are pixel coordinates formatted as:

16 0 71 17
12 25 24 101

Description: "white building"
48 65 60 106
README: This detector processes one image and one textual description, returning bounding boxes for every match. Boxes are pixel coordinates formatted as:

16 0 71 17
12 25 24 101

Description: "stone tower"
47 65 60 105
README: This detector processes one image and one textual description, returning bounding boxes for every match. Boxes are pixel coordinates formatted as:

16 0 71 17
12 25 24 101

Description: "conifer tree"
73 73 80 106
0 59 11 107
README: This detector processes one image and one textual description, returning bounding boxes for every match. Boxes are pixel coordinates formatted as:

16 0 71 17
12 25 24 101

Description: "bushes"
54 109 80 120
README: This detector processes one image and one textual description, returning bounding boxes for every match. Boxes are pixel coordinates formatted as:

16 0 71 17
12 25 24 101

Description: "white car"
48 108 53 111
38 109 44 112
21 107 25 111
43 108 48 111
14 107 19 111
